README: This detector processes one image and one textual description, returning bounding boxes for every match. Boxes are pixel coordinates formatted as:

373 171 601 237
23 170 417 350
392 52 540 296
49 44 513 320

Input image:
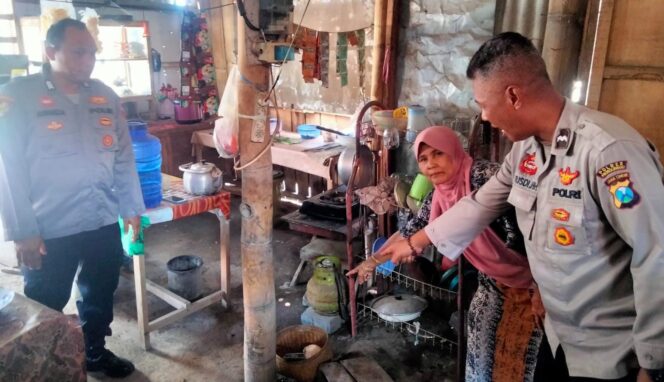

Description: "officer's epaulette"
576 109 643 152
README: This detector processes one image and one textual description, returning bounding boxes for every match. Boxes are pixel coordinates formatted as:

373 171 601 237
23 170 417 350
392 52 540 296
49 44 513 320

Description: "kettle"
179 161 223 195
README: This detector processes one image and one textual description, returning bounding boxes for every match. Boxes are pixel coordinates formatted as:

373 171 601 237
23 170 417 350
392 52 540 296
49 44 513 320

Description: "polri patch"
551 208 570 222
558 167 580 186
554 226 575 246
99 117 113 127
597 161 627 179
519 152 537 176
605 172 640 209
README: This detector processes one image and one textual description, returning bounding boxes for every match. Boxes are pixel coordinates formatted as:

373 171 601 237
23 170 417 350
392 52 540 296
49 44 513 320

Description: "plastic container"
128 120 163 208
167 255 204 300
297 124 321 139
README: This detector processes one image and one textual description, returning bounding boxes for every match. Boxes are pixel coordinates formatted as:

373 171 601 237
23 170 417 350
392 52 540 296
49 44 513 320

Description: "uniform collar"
550 98 584 157
41 63 91 92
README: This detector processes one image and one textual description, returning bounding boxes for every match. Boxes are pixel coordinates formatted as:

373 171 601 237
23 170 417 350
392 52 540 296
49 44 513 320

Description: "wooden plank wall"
592 0 664 154
270 108 352 198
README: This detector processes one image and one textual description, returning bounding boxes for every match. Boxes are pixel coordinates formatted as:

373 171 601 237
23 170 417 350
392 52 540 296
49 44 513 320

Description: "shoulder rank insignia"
555 128 571 150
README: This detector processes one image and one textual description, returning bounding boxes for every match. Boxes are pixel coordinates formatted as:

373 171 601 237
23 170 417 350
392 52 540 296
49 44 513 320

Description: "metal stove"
299 185 360 222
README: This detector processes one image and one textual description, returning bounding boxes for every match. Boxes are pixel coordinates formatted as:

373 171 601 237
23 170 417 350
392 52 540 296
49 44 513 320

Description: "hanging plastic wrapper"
213 65 240 158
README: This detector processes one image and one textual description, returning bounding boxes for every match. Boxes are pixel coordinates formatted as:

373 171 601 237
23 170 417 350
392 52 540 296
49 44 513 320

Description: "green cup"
408 173 433 202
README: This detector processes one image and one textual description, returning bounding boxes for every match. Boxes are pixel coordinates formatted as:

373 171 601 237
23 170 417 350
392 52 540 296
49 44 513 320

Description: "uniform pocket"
39 132 80 158
545 204 590 255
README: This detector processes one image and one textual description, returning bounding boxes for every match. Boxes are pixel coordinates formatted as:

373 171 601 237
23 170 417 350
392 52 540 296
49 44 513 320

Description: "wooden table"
191 129 345 189
132 175 231 350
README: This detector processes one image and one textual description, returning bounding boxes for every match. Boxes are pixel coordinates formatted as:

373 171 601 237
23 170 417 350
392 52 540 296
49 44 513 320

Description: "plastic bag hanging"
213 65 240 158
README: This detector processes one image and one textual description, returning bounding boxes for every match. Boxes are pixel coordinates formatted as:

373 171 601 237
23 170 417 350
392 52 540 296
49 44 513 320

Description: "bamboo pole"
542 0 586 97
237 1 275 381
370 0 387 102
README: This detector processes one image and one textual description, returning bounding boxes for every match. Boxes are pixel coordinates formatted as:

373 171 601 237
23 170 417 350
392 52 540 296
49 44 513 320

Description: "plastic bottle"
128 120 163 208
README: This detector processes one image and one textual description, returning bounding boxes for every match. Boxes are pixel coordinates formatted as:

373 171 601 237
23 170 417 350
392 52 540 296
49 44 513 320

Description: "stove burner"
299 187 360 222
318 191 357 205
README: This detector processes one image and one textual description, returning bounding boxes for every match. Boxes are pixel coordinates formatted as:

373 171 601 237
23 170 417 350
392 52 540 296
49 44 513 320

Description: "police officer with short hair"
374 32 664 382
0 18 144 378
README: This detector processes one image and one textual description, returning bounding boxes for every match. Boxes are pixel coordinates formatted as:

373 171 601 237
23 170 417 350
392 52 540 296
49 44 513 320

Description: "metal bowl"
337 145 374 188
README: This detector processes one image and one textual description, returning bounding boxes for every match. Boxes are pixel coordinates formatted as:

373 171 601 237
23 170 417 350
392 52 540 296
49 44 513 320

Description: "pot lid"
371 293 428 317
183 161 216 174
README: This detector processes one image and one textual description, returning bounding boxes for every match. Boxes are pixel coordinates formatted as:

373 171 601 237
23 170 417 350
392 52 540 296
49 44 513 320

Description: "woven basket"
276 325 333 382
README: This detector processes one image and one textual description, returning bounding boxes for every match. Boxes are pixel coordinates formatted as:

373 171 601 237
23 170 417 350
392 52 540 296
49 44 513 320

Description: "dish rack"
357 302 457 353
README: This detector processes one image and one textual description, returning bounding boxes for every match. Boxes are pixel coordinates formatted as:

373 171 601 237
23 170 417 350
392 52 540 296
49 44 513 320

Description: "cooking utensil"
393 178 411 209
370 294 428 323
179 161 223 195
174 99 203 124
338 145 373 188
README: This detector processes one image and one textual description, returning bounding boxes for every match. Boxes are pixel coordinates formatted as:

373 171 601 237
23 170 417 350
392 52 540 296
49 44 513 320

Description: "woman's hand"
346 260 377 284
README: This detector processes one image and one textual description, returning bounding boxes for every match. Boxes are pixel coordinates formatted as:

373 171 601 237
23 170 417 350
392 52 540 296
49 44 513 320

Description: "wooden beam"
585 0 615 109
237 1 276 381
603 65 664 82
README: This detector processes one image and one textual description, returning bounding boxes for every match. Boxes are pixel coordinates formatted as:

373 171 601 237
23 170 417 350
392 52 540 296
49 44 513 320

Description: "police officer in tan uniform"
0 19 143 378
372 32 664 381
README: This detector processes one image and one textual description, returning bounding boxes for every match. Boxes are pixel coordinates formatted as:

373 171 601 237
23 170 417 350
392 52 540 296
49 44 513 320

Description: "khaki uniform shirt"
424 100 664 378
0 71 145 241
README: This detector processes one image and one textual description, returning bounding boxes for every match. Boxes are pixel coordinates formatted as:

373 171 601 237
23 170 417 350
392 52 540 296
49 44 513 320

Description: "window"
0 0 19 55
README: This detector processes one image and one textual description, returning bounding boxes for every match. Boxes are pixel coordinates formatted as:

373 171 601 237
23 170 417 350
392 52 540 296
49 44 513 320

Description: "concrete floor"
0 197 456 381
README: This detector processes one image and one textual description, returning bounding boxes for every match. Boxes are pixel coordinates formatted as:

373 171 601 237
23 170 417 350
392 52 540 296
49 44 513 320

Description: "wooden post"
542 0 586 97
370 0 387 102
237 2 276 381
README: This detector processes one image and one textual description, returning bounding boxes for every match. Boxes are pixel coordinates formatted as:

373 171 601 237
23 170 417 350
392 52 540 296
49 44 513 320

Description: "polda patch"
597 161 627 179
606 172 640 209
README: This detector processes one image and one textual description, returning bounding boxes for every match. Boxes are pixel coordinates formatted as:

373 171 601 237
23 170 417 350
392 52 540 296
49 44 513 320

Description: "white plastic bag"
213 65 240 158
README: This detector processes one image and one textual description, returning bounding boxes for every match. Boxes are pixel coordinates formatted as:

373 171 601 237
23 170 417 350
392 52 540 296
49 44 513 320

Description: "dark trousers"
534 334 638 382
22 224 124 359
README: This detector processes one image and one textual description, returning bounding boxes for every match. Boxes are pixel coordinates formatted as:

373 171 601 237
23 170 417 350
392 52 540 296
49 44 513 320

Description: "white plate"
0 288 15 311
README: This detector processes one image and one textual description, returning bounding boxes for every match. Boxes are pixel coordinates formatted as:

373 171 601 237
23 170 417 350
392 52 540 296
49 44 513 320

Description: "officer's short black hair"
45 18 88 50
466 31 549 82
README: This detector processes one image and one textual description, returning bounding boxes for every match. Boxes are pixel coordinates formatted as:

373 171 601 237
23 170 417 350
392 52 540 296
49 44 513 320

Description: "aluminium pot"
337 145 373 188
179 161 223 195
